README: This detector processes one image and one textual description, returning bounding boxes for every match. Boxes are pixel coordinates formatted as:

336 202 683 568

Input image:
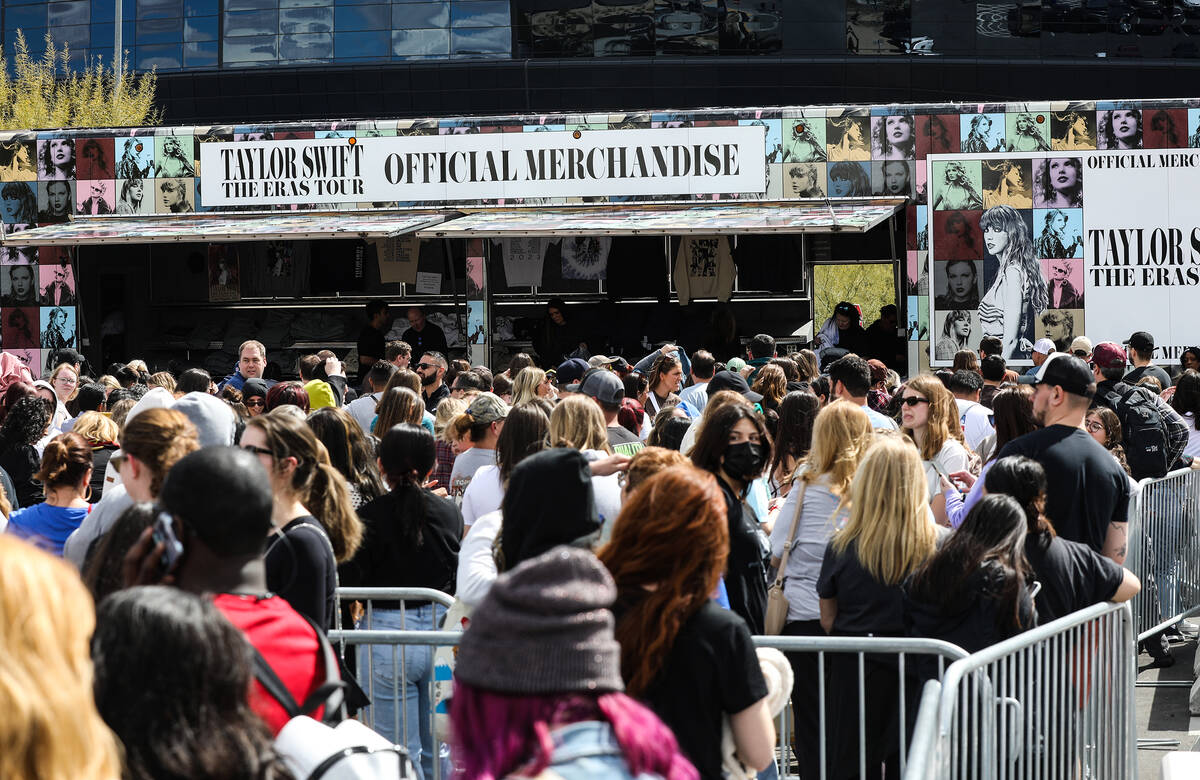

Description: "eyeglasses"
240 444 273 457
1085 420 1104 432
900 396 929 407
54 375 77 386
245 398 265 408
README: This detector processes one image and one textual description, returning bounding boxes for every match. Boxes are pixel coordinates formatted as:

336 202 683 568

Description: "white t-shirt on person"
955 398 994 453
461 464 503 530
922 438 971 501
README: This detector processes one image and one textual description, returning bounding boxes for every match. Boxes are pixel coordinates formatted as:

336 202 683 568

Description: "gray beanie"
172 391 236 447
455 546 624 695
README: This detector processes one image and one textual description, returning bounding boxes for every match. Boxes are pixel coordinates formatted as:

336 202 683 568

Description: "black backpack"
1097 381 1169 481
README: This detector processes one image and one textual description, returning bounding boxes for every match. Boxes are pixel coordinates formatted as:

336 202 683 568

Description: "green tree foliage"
813 263 896 329
0 31 161 130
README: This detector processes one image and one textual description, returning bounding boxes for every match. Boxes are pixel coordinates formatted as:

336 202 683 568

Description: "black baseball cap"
555 358 589 386
1124 331 1154 354
1030 353 1096 399
705 370 763 403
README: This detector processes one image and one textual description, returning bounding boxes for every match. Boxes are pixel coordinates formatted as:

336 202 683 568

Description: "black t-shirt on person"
340 484 463 608
1124 364 1173 393
717 479 768 635
903 563 1036 653
265 515 337 630
817 538 908 636
402 323 449 362
356 324 385 363
997 425 1131 554
1024 533 1125 624
613 598 767 780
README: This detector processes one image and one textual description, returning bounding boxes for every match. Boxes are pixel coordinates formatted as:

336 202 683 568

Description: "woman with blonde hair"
243 410 363 630
768 400 874 777
147 371 177 393
431 396 467 491
511 365 551 406
549 393 612 453
0 534 122 780
900 374 970 525
70 411 119 503
47 362 80 405
817 436 940 778
549 394 622 537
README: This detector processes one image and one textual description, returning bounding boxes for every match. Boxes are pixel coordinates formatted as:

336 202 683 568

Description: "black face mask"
723 441 765 482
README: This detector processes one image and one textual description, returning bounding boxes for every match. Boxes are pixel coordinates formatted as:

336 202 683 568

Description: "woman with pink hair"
451 546 697 780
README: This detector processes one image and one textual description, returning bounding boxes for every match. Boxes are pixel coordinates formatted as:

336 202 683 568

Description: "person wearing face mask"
690 401 772 634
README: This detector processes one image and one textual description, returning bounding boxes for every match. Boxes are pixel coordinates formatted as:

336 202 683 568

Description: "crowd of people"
3 300 1196 780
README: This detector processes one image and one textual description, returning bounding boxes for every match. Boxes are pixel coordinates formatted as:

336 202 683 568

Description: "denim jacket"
508 721 665 780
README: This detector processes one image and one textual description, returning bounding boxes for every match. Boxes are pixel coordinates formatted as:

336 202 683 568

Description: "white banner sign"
199 126 767 206
926 148 1200 366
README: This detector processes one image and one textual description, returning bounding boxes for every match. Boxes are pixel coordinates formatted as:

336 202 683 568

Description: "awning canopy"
416 200 904 238
0 211 452 245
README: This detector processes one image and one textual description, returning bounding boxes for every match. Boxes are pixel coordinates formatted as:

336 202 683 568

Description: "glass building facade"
4 0 1200 72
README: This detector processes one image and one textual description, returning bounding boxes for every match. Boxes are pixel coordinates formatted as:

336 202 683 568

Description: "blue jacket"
218 365 277 392
509 721 665 780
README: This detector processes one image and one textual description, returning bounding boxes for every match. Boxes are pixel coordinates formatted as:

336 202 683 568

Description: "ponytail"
305 460 363 563
35 433 93 491
247 412 364 563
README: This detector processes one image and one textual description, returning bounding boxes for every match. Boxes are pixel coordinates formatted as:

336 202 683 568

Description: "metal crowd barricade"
1125 467 1200 646
750 635 969 780
332 587 458 780
329 612 967 780
902 601 1137 780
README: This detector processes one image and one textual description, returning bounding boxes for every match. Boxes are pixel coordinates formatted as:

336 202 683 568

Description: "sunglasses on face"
245 398 265 407
901 396 929 407
417 363 436 370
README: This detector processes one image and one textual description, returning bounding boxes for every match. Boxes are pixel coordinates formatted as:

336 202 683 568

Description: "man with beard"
415 350 449 414
997 353 1131 564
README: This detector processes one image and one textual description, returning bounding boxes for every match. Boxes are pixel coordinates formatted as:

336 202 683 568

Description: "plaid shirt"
432 440 456 492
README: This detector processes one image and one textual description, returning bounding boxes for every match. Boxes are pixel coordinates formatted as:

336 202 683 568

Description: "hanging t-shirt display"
374 236 420 285
310 240 366 294
243 241 311 298
497 238 549 287
560 236 611 280
673 236 734 305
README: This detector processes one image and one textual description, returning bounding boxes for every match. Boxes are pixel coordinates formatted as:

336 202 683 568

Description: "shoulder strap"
773 480 809 588
290 521 343 633
250 611 347 726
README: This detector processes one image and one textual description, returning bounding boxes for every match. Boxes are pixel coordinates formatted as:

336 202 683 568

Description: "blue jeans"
358 605 436 780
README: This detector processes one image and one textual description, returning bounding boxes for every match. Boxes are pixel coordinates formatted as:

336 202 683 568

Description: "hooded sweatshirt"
456 449 601 607
500 448 601 570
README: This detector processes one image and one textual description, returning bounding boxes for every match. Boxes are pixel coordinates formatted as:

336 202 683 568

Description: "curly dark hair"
0 395 52 446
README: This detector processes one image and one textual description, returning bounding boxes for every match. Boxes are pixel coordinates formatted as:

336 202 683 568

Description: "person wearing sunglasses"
415 351 449 414
241 378 269 418
900 375 971 527
63 407 201 568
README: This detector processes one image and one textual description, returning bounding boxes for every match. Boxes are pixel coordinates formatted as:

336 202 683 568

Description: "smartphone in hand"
152 512 185 574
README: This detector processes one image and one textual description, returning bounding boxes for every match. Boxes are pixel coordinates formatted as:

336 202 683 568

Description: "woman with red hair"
600 465 775 779
451 546 696 780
